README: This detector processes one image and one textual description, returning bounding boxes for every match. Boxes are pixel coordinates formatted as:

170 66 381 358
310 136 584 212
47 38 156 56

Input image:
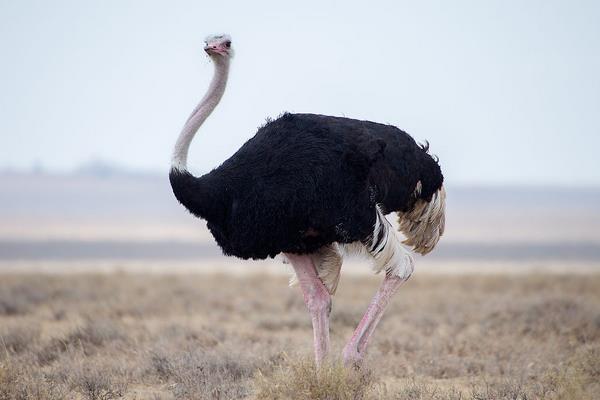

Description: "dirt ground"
1 270 599 399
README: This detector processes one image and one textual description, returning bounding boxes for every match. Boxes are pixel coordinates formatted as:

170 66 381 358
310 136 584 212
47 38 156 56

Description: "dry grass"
0 271 599 399
69 362 129 400
254 357 377 400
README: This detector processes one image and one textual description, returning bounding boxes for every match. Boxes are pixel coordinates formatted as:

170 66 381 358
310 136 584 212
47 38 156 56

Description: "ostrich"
170 34 445 366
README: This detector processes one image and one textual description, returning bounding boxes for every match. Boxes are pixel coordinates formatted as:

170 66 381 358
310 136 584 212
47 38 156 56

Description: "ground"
1 270 599 400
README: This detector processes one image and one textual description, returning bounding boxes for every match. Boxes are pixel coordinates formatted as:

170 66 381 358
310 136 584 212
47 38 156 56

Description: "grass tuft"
37 319 125 365
70 363 128 400
254 356 377 400
1 324 40 357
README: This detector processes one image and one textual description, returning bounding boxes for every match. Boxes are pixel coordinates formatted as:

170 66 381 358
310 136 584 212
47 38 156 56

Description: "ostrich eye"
224 41 231 48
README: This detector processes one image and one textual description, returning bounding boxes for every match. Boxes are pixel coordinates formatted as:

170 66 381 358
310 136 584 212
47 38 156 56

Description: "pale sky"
1 0 599 185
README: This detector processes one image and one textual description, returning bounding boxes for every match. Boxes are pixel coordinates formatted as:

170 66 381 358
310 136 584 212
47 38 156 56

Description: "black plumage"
170 113 443 260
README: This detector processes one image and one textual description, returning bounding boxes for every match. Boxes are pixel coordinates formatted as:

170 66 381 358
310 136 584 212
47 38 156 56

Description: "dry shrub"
470 380 533 400
165 348 261 400
69 363 128 400
0 363 67 400
147 349 175 381
543 344 600 400
36 341 65 366
254 357 377 400
68 319 125 348
38 319 125 364
571 343 600 381
0 324 40 356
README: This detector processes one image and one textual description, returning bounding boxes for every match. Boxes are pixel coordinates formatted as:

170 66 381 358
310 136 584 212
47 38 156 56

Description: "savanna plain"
1 270 599 400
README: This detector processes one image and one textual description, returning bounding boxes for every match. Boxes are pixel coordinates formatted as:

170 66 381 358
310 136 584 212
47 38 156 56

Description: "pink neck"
171 57 230 171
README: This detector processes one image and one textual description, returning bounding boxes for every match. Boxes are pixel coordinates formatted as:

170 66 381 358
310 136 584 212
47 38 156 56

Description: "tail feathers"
397 185 446 255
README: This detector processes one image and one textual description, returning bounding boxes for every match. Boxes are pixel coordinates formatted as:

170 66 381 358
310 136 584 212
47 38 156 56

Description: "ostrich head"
204 34 234 59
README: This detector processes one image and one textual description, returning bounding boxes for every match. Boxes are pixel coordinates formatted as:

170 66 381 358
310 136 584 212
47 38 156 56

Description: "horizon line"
1 168 600 190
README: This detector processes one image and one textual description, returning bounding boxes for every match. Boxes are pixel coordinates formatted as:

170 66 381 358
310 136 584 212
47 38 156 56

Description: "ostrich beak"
204 45 226 56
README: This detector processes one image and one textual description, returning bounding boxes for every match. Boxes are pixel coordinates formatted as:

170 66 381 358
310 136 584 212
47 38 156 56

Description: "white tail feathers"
366 207 415 280
397 185 446 255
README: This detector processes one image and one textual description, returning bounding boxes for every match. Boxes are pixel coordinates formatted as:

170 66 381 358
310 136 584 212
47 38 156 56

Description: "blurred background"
1 0 599 273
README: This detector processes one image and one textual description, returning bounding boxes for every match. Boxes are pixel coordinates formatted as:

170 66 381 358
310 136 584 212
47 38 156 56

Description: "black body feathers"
169 113 443 260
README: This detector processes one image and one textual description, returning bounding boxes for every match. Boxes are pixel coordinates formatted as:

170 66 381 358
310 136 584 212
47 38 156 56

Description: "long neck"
171 57 230 171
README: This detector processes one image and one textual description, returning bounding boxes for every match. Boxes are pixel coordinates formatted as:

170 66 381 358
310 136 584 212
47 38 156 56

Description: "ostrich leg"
342 274 405 365
285 252 331 367
343 208 415 366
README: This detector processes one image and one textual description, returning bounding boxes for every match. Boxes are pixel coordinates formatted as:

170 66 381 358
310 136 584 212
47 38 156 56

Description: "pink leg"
285 252 331 367
342 275 404 365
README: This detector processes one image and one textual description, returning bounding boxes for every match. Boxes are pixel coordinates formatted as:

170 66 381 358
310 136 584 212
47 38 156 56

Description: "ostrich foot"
285 252 331 367
342 275 404 366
